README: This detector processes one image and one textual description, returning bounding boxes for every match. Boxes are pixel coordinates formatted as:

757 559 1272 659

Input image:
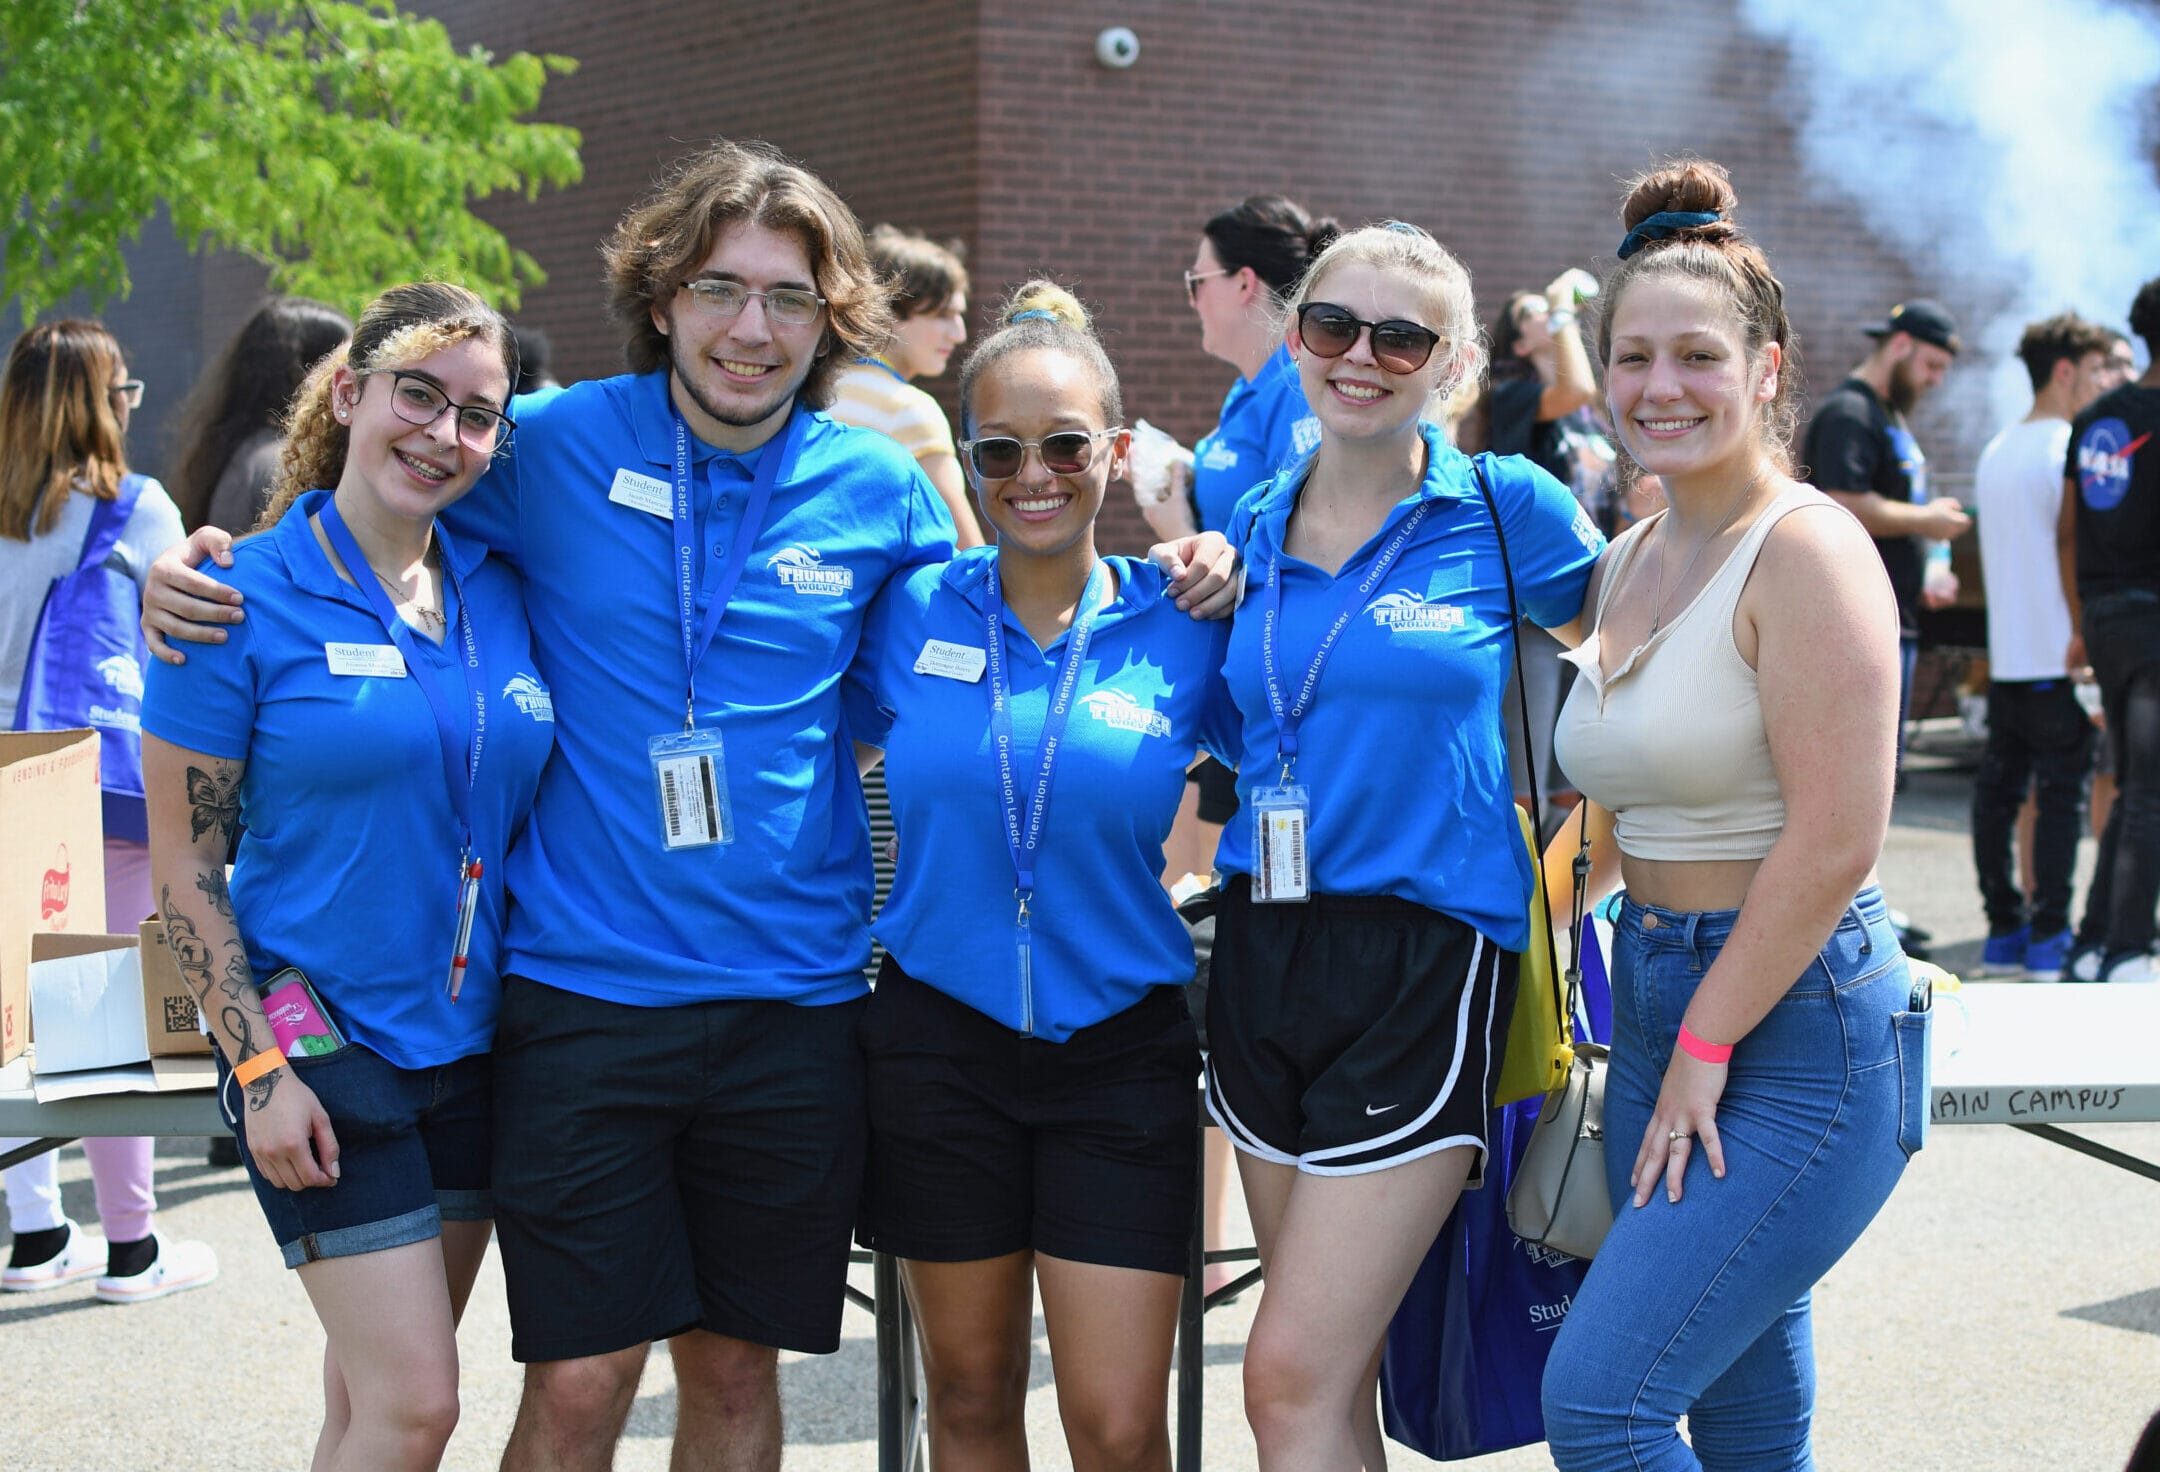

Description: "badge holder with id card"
1250 782 1311 903
650 728 733 849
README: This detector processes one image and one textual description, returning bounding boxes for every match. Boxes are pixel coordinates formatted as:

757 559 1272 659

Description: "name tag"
608 467 672 518
324 642 407 678
914 639 986 682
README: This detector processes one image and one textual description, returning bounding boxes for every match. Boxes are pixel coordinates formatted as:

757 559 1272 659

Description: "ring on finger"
1668 1129 1690 1143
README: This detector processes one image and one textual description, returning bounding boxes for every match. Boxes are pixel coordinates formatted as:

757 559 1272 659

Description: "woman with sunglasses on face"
0 321 217 1303
1540 162 1917 1471
845 282 1236 1472
141 282 554 1471
1206 223 1602 1471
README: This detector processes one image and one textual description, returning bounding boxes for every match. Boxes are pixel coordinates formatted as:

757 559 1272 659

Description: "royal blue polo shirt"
444 370 957 1007
142 491 555 1066
845 548 1235 1040
1214 424 1602 949
1192 343 1322 534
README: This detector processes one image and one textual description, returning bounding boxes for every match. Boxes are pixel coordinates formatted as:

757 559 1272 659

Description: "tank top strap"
1592 514 1660 627
1700 486 1825 615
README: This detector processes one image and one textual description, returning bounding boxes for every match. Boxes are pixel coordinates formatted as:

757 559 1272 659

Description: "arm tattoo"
221 1005 279 1110
183 763 242 845
161 882 275 1108
196 868 236 924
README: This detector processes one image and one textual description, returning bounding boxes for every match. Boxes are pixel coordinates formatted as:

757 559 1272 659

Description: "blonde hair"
258 282 514 531
0 320 130 542
956 280 1123 435
1286 222 1487 401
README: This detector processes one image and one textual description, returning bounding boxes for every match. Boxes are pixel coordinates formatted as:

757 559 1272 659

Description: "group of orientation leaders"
121 136 1938 1472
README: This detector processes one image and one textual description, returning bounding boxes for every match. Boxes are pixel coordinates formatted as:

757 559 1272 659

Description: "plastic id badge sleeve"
649 728 734 849
1250 783 1311 903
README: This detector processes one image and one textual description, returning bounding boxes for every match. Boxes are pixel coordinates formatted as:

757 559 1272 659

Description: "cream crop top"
1552 488 1828 862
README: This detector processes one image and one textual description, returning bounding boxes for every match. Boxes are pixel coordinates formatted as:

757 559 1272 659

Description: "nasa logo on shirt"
502 673 555 722
1081 688 1172 738
767 544 856 596
1369 590 1467 633
2078 418 2150 513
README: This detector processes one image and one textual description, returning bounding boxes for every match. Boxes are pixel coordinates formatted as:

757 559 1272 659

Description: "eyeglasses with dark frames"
382 371 515 451
680 279 827 327
958 428 1123 481
1295 303 1444 375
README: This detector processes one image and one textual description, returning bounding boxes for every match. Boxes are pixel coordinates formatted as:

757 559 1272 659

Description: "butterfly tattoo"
185 764 241 844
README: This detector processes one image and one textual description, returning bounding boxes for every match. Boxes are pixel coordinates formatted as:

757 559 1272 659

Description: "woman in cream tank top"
1539 161 1933 1472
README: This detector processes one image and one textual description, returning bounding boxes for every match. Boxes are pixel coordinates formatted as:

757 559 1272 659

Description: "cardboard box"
137 920 212 1056
25 931 213 1098
1 732 105 1065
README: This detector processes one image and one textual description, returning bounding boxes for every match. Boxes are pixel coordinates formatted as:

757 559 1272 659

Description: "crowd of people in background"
2 130 2154 1472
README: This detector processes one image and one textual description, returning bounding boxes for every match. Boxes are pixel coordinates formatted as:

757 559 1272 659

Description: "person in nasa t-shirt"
2062 275 2160 985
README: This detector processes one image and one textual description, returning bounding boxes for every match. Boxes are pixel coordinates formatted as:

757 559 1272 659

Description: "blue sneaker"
2023 930 2074 982
1975 926 2030 977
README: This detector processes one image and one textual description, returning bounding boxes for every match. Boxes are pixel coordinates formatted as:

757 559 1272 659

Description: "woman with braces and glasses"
141 282 554 1471
844 281 1238 1470
1205 223 1602 1470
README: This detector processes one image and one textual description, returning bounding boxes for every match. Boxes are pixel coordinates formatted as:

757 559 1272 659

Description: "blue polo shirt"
1192 343 1322 534
846 548 1235 1041
444 370 957 1007
141 492 555 1067
1215 425 1601 949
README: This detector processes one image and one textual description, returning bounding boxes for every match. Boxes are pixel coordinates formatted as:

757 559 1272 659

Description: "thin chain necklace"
370 549 445 631
1646 470 1766 639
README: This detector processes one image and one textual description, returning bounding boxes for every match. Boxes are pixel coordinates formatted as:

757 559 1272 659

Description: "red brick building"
107 1 2009 555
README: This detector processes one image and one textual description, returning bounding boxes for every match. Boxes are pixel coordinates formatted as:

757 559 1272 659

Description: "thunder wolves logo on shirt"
95 654 143 701
1198 438 1239 472
2078 418 2149 513
1370 590 1467 632
502 673 555 722
1289 415 1323 458
767 544 855 595
1080 688 1172 738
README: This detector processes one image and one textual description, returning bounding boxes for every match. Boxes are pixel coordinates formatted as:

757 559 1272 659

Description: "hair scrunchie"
1616 210 1723 261
1009 309 1059 323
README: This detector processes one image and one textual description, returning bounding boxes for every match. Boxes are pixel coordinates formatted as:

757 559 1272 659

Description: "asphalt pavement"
4 734 2156 1470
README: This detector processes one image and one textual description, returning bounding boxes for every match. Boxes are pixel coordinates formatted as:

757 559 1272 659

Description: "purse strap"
1470 457 1595 1048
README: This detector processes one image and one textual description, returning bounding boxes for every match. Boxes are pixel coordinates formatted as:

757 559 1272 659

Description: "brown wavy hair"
1595 159 1802 474
257 282 515 531
0 320 130 541
601 139 889 410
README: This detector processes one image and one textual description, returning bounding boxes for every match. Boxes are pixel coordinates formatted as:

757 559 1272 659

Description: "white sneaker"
2 1218 107 1292
93 1232 218 1305
2104 953 2160 986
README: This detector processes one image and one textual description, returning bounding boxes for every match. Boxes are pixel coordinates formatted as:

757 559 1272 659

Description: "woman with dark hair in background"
168 296 353 536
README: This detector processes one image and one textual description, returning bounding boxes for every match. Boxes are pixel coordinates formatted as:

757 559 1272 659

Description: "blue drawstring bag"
1380 927 1613 1460
12 475 152 842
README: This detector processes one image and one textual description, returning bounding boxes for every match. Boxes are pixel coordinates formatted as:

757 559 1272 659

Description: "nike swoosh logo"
1364 1103 1400 1116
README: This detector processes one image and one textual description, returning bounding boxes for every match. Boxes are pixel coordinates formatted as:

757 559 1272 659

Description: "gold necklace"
370 556 445 631
1646 471 1765 639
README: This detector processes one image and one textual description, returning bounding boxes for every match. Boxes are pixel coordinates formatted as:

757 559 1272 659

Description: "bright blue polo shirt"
444 370 957 1007
1192 343 1322 534
142 491 555 1067
846 548 1235 1041
1214 424 1602 949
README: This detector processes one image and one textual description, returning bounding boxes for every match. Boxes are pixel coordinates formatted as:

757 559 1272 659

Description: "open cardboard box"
26 932 214 1100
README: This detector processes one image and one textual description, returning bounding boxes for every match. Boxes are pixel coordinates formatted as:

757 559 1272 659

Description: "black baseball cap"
1864 300 1962 355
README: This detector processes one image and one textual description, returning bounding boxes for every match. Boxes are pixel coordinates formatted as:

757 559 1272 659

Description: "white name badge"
608 467 672 518
324 642 408 678
914 639 987 682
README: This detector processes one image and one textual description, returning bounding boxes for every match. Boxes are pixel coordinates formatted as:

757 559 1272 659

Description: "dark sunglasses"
1296 303 1444 374
958 428 1121 480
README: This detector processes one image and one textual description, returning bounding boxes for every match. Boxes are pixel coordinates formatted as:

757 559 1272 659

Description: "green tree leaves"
0 0 581 320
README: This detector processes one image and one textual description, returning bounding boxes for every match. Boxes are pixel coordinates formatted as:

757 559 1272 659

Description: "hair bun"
1620 159 1740 234
1306 218 1344 258
1001 280 1090 332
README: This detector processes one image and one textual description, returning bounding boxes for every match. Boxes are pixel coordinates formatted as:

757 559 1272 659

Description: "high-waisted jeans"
1542 887 1928 1471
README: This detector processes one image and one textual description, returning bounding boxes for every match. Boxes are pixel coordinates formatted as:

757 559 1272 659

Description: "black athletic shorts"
490 975 868 1362
857 958 1198 1277
1204 875 1513 1179
1188 754 1241 826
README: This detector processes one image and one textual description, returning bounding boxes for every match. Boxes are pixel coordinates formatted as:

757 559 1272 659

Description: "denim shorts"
1542 886 1928 1471
218 1043 492 1270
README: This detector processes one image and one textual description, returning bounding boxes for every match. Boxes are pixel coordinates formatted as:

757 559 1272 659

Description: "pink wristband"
1677 1023 1734 1064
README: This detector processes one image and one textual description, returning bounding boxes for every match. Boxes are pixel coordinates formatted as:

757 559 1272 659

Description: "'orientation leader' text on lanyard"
1249 496 1434 902
984 558 1109 1035
649 404 801 850
319 499 488 997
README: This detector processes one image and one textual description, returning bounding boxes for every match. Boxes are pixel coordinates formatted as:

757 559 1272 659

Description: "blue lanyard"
319 499 484 854
984 560 1109 903
857 356 910 386
671 406 797 728
1259 497 1434 774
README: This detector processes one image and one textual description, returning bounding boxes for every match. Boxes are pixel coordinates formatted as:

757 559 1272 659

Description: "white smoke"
1738 0 2160 423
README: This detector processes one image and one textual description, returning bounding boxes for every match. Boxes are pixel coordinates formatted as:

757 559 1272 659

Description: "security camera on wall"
1095 26 1139 68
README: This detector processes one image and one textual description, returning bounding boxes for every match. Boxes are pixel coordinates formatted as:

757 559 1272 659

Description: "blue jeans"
1542 887 1927 1470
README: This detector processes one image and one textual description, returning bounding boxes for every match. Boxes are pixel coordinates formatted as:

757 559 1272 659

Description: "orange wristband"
231 1048 287 1088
